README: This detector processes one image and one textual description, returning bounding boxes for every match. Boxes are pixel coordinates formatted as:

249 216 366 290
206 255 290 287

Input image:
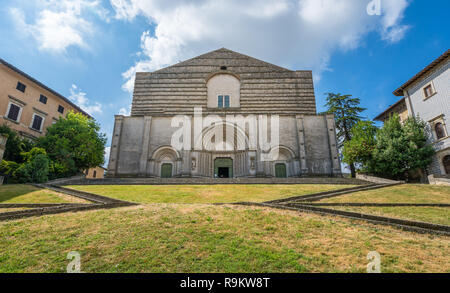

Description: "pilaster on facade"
324 114 342 176
139 116 152 176
107 115 125 177
295 115 308 175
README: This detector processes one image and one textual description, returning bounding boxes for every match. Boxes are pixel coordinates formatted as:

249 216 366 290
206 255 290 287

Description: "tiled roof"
393 49 450 96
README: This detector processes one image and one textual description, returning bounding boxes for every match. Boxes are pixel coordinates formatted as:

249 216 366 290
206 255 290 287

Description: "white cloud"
380 0 411 43
118 105 131 116
110 0 411 92
69 84 103 115
9 0 108 53
104 146 111 167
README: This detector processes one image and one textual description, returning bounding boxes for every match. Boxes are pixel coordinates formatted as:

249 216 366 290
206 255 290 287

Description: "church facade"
107 48 341 178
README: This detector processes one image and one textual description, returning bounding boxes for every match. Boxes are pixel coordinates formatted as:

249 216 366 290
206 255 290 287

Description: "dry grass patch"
0 185 89 204
319 184 450 204
329 206 450 226
66 184 355 204
0 204 448 273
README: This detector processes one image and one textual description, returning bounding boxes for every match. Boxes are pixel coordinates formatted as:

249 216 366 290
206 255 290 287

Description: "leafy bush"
0 160 21 183
371 115 434 180
13 153 49 183
37 111 106 178
343 114 435 181
0 124 35 163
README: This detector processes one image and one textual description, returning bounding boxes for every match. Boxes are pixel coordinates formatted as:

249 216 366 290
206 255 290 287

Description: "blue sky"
0 0 449 164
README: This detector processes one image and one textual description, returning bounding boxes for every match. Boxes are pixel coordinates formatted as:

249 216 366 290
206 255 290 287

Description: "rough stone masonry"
107 48 341 178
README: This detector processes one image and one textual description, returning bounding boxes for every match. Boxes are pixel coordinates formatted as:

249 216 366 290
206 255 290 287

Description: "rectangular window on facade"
224 95 230 108
58 105 64 114
7 103 21 122
16 82 26 93
423 84 435 98
218 95 223 108
39 95 48 104
30 114 44 132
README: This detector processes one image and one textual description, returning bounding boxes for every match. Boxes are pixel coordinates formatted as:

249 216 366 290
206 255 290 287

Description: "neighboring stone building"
375 49 450 176
0 134 7 185
0 58 91 139
374 97 408 123
108 48 341 178
85 166 106 179
0 134 6 161
0 58 102 177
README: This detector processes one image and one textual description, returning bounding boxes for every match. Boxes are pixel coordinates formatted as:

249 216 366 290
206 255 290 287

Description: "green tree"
0 124 35 163
342 120 378 170
37 111 106 178
13 148 49 183
324 93 366 177
371 114 434 180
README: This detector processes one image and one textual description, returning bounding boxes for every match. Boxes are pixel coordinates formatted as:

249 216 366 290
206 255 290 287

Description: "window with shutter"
16 82 26 93
224 95 230 108
39 95 47 104
7 104 21 121
435 122 446 140
218 95 223 108
31 114 43 131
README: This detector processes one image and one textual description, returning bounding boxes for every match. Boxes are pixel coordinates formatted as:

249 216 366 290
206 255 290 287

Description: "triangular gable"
151 48 293 74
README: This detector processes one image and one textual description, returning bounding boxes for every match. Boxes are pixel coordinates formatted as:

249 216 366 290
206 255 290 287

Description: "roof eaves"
373 97 406 121
393 49 450 96
0 58 92 119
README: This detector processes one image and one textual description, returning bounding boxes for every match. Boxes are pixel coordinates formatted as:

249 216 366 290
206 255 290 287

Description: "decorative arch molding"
195 121 249 152
268 145 296 161
150 146 181 177
151 145 181 161
267 145 298 178
436 148 450 175
205 71 241 83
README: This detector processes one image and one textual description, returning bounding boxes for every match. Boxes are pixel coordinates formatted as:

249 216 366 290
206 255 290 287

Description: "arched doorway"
275 163 287 178
151 146 180 178
444 155 450 175
214 158 233 178
161 163 173 178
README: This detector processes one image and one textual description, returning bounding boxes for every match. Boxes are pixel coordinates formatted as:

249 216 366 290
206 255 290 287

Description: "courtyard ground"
1 203 449 273
0 185 89 204
0 183 449 273
314 184 450 225
66 184 356 204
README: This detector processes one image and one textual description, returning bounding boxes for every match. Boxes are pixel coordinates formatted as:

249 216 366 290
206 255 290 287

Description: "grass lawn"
329 206 450 226
0 204 448 273
66 184 356 204
318 184 450 204
0 185 89 204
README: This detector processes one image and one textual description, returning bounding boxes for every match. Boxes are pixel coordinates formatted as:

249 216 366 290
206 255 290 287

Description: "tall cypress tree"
324 93 366 178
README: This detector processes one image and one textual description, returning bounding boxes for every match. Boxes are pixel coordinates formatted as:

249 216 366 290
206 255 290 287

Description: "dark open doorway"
214 158 233 178
218 167 230 178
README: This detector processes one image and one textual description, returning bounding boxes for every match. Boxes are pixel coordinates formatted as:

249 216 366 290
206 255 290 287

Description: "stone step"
53 177 370 186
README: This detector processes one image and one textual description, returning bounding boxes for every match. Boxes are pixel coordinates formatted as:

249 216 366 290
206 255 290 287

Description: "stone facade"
108 48 341 178
0 134 7 185
391 49 450 176
0 134 6 161
0 58 91 139
0 58 103 178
